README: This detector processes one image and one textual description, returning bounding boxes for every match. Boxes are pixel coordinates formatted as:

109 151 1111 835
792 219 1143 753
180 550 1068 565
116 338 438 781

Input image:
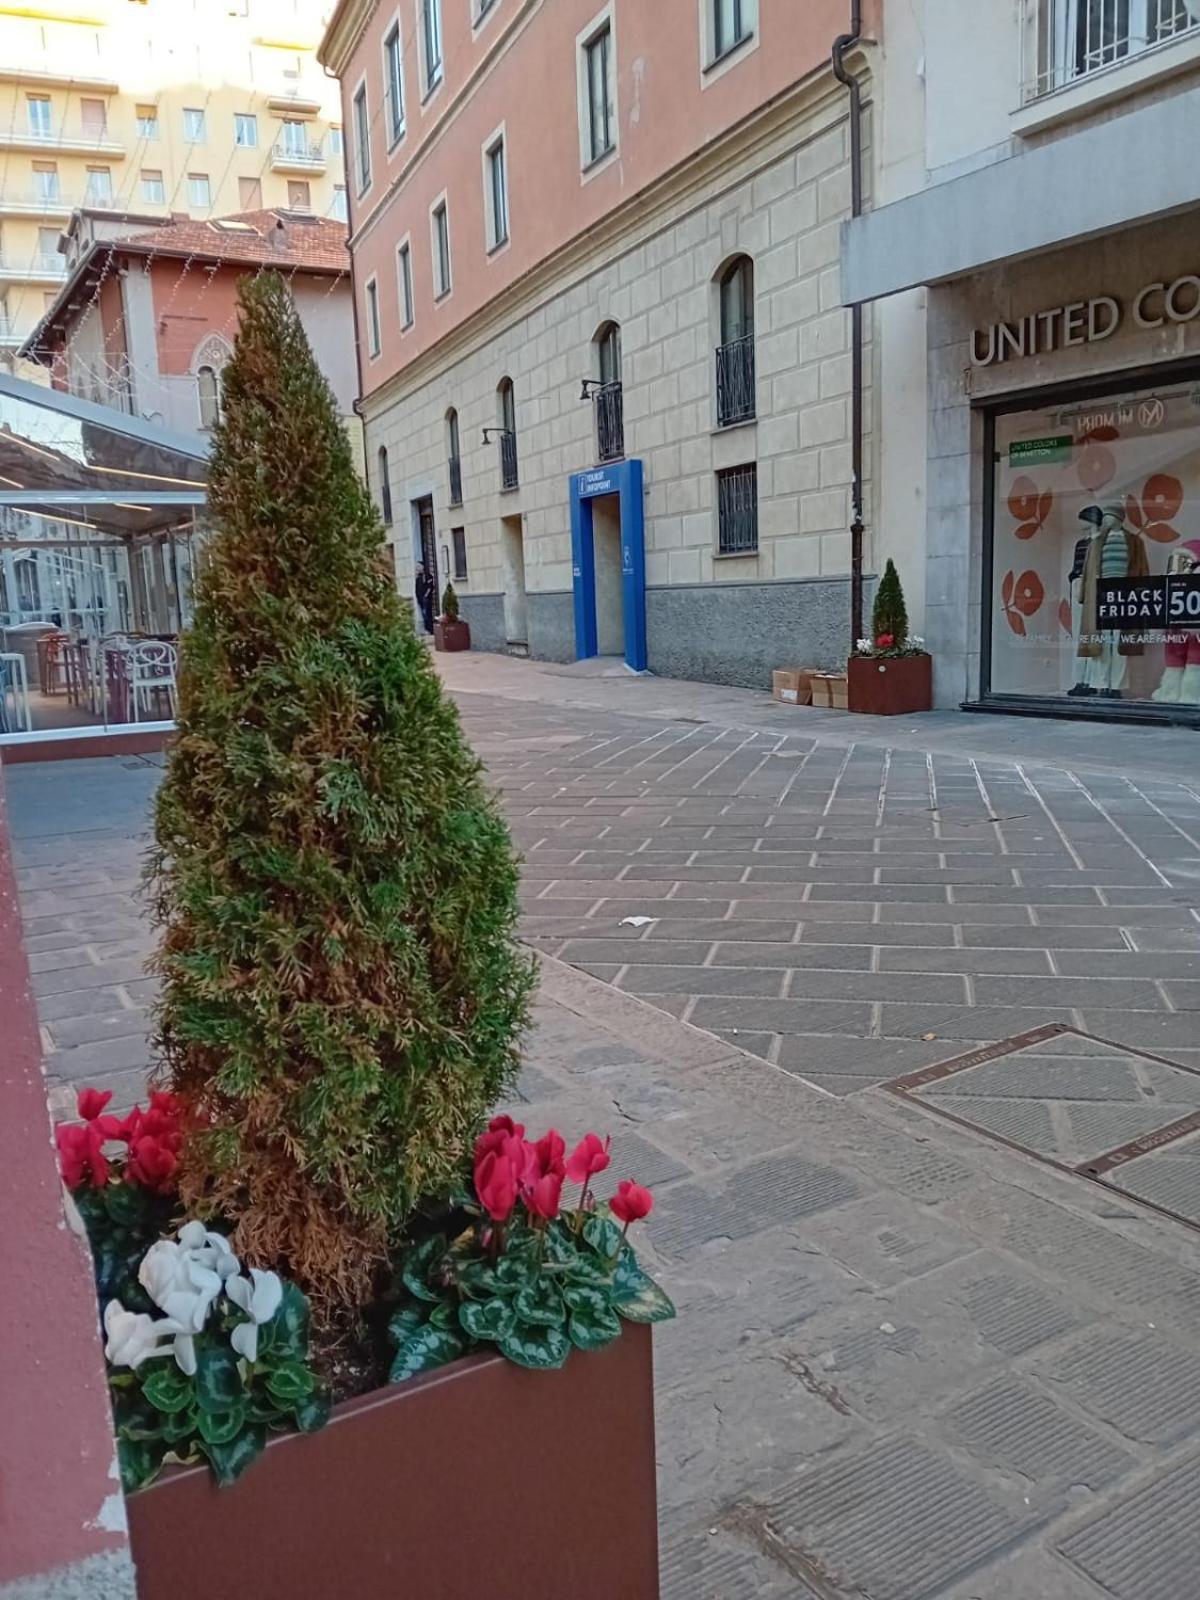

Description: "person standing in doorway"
414 562 435 636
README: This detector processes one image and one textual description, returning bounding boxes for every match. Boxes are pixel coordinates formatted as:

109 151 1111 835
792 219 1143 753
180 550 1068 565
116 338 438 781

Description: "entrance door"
501 514 528 652
591 493 625 657
417 496 438 595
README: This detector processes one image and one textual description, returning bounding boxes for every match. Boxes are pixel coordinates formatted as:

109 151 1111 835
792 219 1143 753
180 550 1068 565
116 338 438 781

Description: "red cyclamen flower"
474 1114 526 1165
523 1171 564 1222
474 1150 519 1222
77 1087 114 1122
565 1133 611 1186
532 1129 566 1178
610 1181 654 1226
875 633 895 649
125 1136 178 1195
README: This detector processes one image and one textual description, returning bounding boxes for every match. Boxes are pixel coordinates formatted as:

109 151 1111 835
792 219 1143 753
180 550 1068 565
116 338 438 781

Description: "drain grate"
884 1025 1200 1233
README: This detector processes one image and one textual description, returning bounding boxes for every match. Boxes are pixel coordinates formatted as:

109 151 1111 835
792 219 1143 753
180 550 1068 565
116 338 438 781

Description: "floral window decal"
1001 568 1044 636
1006 476 1054 540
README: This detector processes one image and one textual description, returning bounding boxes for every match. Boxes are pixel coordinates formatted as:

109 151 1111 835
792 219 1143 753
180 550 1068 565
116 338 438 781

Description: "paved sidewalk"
7 662 1200 1597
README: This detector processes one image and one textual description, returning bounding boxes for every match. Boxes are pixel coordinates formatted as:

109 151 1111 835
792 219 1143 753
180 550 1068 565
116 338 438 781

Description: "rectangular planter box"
433 618 471 652
127 1323 659 1600
847 653 932 715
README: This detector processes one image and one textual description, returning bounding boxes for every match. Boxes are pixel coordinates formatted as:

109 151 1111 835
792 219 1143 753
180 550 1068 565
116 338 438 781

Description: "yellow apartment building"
0 0 348 378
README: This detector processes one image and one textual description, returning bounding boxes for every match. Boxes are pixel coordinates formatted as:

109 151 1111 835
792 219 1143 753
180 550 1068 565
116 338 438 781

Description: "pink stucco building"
321 0 877 685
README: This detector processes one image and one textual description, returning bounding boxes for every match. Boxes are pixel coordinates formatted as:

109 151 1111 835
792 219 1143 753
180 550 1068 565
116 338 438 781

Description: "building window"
329 124 343 157
987 376 1200 710
353 83 371 192
593 320 623 462
80 98 107 137
384 21 405 145
27 96 52 137
136 104 159 139
716 463 758 555
431 199 451 298
484 132 508 250
716 255 756 426
1026 0 1199 100
183 107 207 143
84 166 112 204
234 112 257 147
712 0 752 58
451 526 468 580
365 277 381 358
497 377 518 488
378 446 393 524
331 185 348 221
476 0 498 20
280 118 308 158
239 176 262 208
582 20 614 166
140 169 165 204
422 0 444 92
197 365 222 429
287 179 311 209
188 172 211 209
36 227 59 269
397 241 414 327
447 408 462 505
32 161 59 201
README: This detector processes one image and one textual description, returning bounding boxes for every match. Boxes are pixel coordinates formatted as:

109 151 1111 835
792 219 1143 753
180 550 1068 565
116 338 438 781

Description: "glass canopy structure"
0 372 208 742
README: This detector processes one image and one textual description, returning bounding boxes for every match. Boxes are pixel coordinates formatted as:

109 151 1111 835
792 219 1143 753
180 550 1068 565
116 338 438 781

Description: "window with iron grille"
716 464 757 555
447 409 462 504
452 527 468 580
498 378 518 488
716 255 755 425
378 446 393 524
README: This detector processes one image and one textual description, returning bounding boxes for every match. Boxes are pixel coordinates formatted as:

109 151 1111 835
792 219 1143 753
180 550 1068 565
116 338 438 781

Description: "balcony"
0 189 72 220
1021 0 1200 101
448 453 463 506
271 137 327 174
0 254 66 285
0 125 125 157
594 381 624 463
715 334 756 427
499 432 518 490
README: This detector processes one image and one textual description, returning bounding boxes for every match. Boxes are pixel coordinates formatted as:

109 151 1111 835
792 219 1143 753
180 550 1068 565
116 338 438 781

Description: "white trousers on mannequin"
1083 637 1127 693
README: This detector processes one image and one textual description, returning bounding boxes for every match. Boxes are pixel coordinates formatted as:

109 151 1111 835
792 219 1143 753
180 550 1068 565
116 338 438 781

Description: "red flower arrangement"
56 1087 184 1196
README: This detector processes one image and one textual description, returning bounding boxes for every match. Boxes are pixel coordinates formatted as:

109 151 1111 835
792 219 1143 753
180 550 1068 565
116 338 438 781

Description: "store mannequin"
1077 502 1148 699
1067 507 1102 697
1152 540 1200 704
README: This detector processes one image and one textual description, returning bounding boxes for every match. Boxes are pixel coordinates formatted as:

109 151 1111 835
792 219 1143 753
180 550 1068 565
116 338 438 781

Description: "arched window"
596 320 621 386
718 255 754 346
197 365 222 429
377 445 393 524
497 378 517 488
446 407 462 505
715 255 755 425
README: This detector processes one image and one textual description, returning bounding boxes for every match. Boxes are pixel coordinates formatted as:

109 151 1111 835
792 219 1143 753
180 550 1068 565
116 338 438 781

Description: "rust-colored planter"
847 652 932 715
127 1323 659 1600
433 618 471 652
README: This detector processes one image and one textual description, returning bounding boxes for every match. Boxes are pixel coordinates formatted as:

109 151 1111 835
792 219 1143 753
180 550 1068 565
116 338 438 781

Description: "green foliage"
440 582 460 621
111 1282 327 1492
871 558 910 648
72 1182 176 1312
386 1212 674 1381
149 273 535 1307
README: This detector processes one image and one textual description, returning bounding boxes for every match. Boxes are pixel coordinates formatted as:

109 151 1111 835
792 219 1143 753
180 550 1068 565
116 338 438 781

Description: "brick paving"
7 666 1200 1598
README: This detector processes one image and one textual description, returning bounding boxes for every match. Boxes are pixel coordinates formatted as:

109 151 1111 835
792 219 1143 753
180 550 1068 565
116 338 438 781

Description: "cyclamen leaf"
194 1346 243 1410
428 1298 460 1332
459 1296 516 1342
562 1282 612 1317
141 1364 194 1415
118 1436 166 1494
294 1391 331 1434
201 1424 267 1487
498 1322 571 1371
401 1236 448 1303
197 1402 247 1446
389 1323 466 1384
568 1303 623 1352
264 1361 315 1403
514 1275 566 1328
388 1302 430 1345
614 1277 676 1324
583 1216 622 1261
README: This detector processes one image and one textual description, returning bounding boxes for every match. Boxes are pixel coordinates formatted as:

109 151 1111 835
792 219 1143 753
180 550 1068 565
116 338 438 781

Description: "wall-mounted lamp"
579 378 604 401
481 427 514 445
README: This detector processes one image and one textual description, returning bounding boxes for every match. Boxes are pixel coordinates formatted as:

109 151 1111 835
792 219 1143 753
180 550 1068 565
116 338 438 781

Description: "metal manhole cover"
884 1025 1200 1232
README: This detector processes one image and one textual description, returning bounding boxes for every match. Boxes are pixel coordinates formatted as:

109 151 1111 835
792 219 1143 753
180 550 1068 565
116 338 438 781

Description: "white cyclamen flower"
139 1223 243 1373
103 1300 179 1370
856 638 871 653
227 1268 284 1363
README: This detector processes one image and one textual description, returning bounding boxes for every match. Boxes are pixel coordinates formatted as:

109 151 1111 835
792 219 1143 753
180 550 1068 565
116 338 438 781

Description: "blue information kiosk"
568 458 647 673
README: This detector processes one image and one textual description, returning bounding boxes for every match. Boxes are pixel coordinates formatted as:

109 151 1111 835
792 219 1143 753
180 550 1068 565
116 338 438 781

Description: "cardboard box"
810 672 849 710
772 668 814 706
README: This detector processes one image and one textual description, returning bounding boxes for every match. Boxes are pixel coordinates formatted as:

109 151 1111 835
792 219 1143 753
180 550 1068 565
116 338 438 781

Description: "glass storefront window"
989 376 1200 712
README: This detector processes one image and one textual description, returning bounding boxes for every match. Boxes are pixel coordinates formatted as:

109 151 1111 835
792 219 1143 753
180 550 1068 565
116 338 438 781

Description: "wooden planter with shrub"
847 652 932 715
433 616 471 652
127 1325 659 1600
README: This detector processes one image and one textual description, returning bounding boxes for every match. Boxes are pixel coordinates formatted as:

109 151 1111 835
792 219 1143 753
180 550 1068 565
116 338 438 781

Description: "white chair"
127 641 178 722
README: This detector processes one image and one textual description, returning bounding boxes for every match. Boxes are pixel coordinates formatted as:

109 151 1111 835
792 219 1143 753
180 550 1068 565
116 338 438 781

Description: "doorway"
501 513 528 652
568 458 646 672
591 493 625 657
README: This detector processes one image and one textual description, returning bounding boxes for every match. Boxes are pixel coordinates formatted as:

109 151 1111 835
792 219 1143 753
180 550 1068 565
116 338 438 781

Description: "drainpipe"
832 1 865 648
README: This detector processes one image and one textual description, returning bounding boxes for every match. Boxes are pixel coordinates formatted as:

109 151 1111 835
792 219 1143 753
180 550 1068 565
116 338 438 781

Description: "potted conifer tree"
107 275 666 1599
433 579 471 651
847 558 932 715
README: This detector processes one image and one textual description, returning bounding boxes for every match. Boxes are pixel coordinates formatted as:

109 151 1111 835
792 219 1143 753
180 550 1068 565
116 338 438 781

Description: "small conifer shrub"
150 274 535 1312
441 581 459 621
871 558 910 650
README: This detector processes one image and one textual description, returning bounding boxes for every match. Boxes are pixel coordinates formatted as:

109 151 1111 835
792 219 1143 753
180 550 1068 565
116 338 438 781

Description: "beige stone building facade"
321 0 876 687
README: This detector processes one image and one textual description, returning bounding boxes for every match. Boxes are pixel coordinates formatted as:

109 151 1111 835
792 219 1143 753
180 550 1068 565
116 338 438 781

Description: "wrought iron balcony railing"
499 431 519 490
448 453 463 506
594 381 624 463
715 333 755 427
1021 0 1199 100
